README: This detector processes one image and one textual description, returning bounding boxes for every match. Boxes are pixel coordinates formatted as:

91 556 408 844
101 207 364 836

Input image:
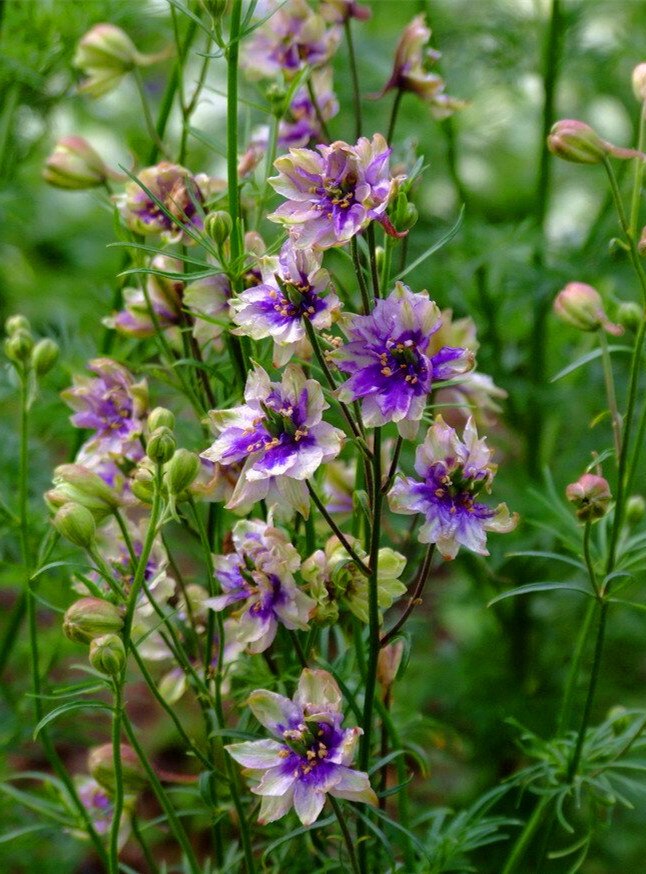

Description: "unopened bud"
554 282 622 335
4 329 34 363
377 640 404 688
131 465 155 504
89 633 126 676
626 494 646 524
43 137 108 190
266 83 288 116
147 406 175 432
5 314 30 335
46 464 120 518
31 338 59 375
53 503 96 549
548 119 645 165
204 210 232 246
147 426 176 464
617 301 642 332
165 448 201 496
633 63 646 102
63 598 124 644
89 743 147 795
566 474 612 521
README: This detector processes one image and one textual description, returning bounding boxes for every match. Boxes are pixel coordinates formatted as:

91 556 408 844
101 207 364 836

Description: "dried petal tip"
553 282 622 336
633 63 646 102
566 474 612 521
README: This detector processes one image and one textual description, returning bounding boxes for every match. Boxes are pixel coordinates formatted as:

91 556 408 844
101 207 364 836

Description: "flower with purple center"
205 518 315 653
332 282 474 438
241 0 340 81
202 364 344 517
268 133 403 249
231 242 340 366
226 668 377 825
389 415 518 559
62 358 148 457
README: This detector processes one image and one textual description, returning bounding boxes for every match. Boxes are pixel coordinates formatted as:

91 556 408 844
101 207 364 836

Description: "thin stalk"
582 520 599 596
380 544 435 648
257 112 280 225
626 364 646 493
109 682 124 874
599 329 622 460
380 236 393 295
329 796 361 874
555 599 596 736
381 435 403 495
501 795 552 874
344 19 362 140
307 78 331 143
122 713 201 874
306 482 370 575
351 237 372 315
227 0 244 265
367 223 380 299
132 813 160 874
133 67 171 160
386 89 403 144
629 102 646 237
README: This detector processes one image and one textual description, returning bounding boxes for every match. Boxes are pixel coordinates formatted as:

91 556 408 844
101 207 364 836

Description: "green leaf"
487 582 594 607
394 207 464 281
261 814 335 863
0 823 52 845
506 550 586 570
33 701 113 739
550 346 632 383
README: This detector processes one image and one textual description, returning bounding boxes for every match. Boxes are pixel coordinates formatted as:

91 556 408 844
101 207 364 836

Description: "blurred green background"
3 1 646 871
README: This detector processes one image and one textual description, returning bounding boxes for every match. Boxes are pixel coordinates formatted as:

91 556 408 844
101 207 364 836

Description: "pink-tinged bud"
43 137 108 190
633 63 646 102
566 474 612 521
553 282 623 336
63 598 124 644
548 119 645 165
89 743 147 795
377 640 404 689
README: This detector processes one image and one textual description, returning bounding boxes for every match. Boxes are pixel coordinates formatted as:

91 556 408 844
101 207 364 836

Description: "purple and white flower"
389 415 517 559
268 133 403 249
226 668 377 825
62 358 148 457
205 519 315 653
333 283 474 438
231 242 339 366
202 364 344 516
241 0 340 81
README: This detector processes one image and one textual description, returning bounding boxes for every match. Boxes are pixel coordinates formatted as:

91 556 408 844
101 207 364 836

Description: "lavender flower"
226 668 377 825
231 242 340 366
241 0 340 81
333 283 473 438
268 133 403 249
62 358 148 457
70 777 131 848
202 364 344 516
104 255 183 338
205 519 315 653
389 415 517 559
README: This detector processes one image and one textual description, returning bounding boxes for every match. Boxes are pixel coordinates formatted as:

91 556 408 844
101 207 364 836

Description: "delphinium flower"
202 364 344 516
115 162 223 242
205 518 315 652
302 535 407 625
226 668 377 825
241 0 340 82
333 282 474 438
70 777 131 848
104 255 184 339
268 133 403 248
62 358 148 458
231 241 340 365
378 14 466 120
389 415 517 559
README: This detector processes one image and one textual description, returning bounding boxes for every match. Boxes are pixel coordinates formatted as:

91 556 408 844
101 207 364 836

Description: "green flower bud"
4 329 34 363
147 426 176 464
616 301 642 332
53 503 96 549
203 210 233 246
42 136 108 190
626 494 646 524
63 598 124 644
266 83 288 116
131 465 155 504
566 474 612 521
5 314 30 335
88 743 147 795
46 464 120 519
165 449 201 496
31 338 59 376
89 633 126 676
147 406 175 432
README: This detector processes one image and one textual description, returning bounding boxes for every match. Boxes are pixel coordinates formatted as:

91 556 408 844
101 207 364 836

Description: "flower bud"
46 464 120 519
147 406 175 432
5 314 30 335
633 63 646 102
626 494 646 524
53 503 96 549
89 633 126 676
131 465 155 504
204 210 233 246
4 329 34 363
31 338 59 376
43 137 109 190
553 282 622 335
63 598 124 644
165 449 201 496
88 743 147 795
547 120 609 165
377 640 404 688
616 301 642 332
566 474 612 521
147 426 176 464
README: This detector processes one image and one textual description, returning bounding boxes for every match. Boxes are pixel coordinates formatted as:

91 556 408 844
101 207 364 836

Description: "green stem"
599 329 622 460
109 682 124 874
257 112 280 225
329 796 361 874
307 78 331 143
133 67 170 160
351 237 371 315
227 0 244 266
380 544 435 648
501 795 552 874
629 102 646 238
555 599 596 736
386 89 403 144
380 435 403 495
367 223 380 299
344 19 362 140
132 813 160 874
306 482 370 575
380 236 393 296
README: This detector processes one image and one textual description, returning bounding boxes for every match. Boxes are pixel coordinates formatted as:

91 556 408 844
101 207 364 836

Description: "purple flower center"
278 719 342 785
416 462 494 520
378 333 429 392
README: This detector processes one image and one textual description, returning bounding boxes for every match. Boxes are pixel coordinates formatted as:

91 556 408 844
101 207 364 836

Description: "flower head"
205 518 315 652
202 364 344 516
389 416 517 559
268 133 402 249
333 283 473 438
566 474 612 521
231 241 340 365
226 668 377 825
